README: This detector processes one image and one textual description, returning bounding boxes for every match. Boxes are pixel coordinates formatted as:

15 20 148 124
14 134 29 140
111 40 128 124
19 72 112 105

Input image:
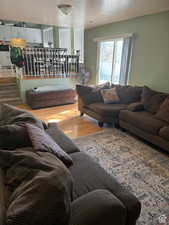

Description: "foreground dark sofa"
76 84 169 153
48 123 141 225
0 104 141 225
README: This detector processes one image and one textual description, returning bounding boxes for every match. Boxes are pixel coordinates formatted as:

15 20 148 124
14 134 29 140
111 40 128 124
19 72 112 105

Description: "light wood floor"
18 103 103 139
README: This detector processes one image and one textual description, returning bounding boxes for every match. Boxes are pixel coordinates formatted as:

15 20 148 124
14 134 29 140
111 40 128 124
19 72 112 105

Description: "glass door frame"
96 37 123 85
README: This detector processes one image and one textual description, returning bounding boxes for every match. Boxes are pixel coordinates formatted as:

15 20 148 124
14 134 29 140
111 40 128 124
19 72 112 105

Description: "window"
43 27 53 48
74 28 84 63
59 27 71 54
98 36 133 85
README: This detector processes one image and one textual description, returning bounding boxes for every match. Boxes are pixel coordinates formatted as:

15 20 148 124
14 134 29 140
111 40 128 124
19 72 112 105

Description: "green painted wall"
19 78 77 103
84 11 169 92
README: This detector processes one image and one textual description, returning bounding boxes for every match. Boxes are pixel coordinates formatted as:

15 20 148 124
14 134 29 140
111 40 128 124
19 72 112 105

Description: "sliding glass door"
98 39 124 84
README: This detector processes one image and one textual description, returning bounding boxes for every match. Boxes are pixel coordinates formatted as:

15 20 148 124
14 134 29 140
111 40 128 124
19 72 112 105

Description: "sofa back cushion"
141 86 168 114
0 124 31 150
0 104 44 149
0 150 73 225
76 83 110 105
155 98 169 123
114 85 142 104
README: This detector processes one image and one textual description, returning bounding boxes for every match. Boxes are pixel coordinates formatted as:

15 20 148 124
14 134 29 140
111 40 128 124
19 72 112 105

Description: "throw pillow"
76 82 110 105
101 87 120 104
26 123 73 167
47 123 80 154
155 98 169 123
116 86 142 104
0 103 44 128
0 104 45 149
141 86 168 114
0 124 31 150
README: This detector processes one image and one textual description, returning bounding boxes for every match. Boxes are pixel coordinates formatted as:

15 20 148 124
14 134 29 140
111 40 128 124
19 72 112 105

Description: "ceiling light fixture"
57 4 72 15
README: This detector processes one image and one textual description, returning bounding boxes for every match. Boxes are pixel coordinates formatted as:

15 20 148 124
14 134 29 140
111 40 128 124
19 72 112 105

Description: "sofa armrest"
76 85 103 107
127 102 144 112
70 189 126 225
46 122 80 154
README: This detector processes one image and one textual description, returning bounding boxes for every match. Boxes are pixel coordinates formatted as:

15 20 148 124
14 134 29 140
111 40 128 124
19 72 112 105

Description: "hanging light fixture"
57 4 72 15
10 38 27 48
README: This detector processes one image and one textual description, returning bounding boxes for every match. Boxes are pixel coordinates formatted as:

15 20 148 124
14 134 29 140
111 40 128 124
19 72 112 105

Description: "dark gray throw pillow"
0 104 44 129
0 104 45 149
26 123 73 167
0 124 31 150
47 123 80 154
76 83 110 105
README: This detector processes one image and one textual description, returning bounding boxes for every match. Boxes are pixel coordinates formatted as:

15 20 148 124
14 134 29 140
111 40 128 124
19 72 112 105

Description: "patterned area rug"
74 128 169 225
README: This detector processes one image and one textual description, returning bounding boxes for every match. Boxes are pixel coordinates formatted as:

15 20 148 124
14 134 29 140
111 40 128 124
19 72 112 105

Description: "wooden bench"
26 86 76 109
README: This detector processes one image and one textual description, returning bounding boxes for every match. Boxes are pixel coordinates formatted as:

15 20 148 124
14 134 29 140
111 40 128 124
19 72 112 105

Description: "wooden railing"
15 47 80 79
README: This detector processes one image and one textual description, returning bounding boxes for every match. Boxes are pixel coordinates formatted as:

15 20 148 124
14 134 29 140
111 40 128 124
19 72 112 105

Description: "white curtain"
119 36 133 85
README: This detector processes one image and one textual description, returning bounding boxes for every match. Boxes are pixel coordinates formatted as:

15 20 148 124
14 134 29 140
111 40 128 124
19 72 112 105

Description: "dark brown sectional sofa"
0 104 141 225
76 84 169 153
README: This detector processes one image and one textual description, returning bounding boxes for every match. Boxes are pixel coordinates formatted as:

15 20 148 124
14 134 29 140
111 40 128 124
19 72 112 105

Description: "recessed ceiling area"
0 0 169 28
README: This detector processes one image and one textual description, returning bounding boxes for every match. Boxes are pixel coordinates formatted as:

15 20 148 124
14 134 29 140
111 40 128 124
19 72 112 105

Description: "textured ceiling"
0 0 169 28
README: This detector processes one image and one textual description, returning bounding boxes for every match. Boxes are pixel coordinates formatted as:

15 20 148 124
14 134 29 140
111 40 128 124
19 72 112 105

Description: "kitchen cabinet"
0 51 11 67
0 25 42 43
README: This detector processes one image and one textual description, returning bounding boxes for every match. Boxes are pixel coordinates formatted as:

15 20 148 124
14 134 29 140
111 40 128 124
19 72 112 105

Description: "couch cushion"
115 86 142 104
76 83 110 105
71 189 126 225
46 123 80 154
141 86 168 114
159 127 169 141
26 123 73 167
69 152 123 199
0 104 44 149
119 110 167 135
155 98 169 123
0 150 73 225
101 87 120 104
0 104 43 128
0 124 31 150
69 152 141 224
87 103 127 117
